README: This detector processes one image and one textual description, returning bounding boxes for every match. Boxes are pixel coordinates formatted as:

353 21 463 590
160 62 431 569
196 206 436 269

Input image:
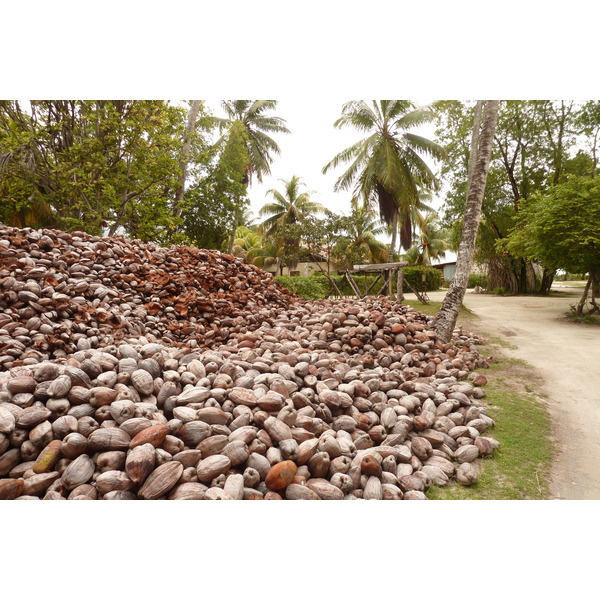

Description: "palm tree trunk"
433 100 500 343
174 100 201 221
388 213 398 262
467 101 484 190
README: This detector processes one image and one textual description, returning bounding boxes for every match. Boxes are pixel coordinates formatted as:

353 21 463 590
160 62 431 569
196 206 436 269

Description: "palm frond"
394 108 437 131
403 132 447 162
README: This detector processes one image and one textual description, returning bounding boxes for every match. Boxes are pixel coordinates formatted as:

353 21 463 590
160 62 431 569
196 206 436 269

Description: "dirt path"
420 289 600 499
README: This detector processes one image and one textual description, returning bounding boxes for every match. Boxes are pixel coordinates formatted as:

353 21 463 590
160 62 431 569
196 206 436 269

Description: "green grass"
404 297 554 499
426 349 554 500
402 299 473 317
565 311 600 326
483 335 518 350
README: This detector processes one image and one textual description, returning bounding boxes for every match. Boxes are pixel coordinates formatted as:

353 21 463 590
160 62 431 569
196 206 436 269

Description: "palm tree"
246 240 282 273
409 213 449 266
433 100 500 342
323 100 446 258
258 175 324 238
216 100 290 185
231 225 263 260
334 201 388 267
216 101 290 252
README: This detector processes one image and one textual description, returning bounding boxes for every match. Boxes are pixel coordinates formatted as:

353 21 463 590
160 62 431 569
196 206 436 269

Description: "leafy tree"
505 176 600 315
322 100 446 257
257 175 324 274
575 101 600 177
181 179 240 251
435 100 587 294
246 239 280 271
0 100 211 242
182 117 253 251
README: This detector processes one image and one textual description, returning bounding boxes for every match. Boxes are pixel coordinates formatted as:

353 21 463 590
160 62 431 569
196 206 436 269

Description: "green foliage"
216 100 290 185
0 100 213 242
259 175 323 238
182 121 250 251
256 177 325 274
332 200 388 268
323 100 446 252
274 276 329 299
299 266 442 298
565 309 600 326
468 273 488 288
182 178 244 251
505 176 600 275
435 100 591 294
406 212 449 266
403 266 442 292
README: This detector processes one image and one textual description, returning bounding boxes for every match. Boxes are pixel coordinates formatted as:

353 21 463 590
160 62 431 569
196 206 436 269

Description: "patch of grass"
426 344 554 500
484 335 518 350
565 311 600 326
402 299 472 318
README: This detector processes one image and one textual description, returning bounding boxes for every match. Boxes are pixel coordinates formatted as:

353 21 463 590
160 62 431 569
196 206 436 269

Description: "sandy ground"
415 288 600 500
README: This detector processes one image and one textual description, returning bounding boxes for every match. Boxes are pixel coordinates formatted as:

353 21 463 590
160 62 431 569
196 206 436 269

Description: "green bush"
403 266 442 292
276 266 441 299
275 276 329 300
468 273 488 288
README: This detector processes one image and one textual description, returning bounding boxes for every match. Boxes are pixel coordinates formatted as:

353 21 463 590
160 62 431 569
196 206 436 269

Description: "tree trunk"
174 100 202 220
388 213 398 262
517 258 528 294
467 101 484 190
588 268 600 314
433 100 500 343
577 275 593 315
539 267 556 296
396 268 404 302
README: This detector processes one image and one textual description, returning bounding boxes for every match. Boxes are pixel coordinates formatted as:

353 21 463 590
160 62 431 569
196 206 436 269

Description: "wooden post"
387 269 393 298
344 271 364 299
396 268 404 302
364 273 383 297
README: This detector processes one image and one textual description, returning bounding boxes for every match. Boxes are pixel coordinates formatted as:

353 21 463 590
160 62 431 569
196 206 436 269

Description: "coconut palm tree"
334 201 388 267
246 240 281 273
216 100 290 185
323 100 446 257
409 213 450 266
258 175 324 238
433 100 500 342
231 225 263 260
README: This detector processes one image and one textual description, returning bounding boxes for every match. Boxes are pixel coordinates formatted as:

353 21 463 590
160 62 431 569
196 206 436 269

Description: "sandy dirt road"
420 289 600 499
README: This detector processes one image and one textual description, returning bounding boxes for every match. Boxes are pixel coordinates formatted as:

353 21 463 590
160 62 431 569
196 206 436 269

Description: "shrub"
403 266 442 292
276 266 442 299
468 273 488 288
274 276 329 300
